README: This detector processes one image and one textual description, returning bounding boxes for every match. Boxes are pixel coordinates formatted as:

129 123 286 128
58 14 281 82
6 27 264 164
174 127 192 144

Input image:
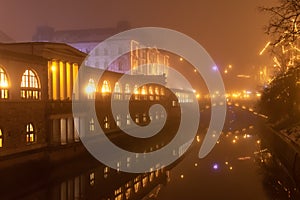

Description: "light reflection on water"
1 105 300 199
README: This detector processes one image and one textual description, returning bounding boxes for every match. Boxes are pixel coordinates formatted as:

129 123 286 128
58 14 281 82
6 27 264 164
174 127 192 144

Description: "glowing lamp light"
212 66 218 71
213 163 219 170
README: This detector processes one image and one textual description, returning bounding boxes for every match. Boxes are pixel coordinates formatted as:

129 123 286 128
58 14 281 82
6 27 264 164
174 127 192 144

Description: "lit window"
104 167 110 179
101 80 111 93
89 118 95 132
113 82 122 100
135 114 139 124
133 85 139 94
0 67 9 99
21 69 40 99
134 182 141 193
89 172 95 186
26 123 36 143
142 176 148 187
114 82 121 93
85 79 96 99
149 86 153 95
125 84 130 93
154 87 159 95
104 116 110 129
160 87 165 96
0 129 3 147
126 114 131 125
133 85 139 100
125 188 132 199
143 113 147 122
141 86 147 95
116 114 121 127
124 83 131 100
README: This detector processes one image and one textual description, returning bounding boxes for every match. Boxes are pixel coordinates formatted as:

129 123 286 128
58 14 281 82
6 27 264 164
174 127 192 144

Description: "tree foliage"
260 0 300 47
259 65 300 128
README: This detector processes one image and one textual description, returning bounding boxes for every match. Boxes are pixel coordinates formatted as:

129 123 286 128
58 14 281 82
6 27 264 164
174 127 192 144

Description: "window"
113 82 122 100
21 69 40 99
143 114 147 122
0 129 3 147
154 87 159 95
89 172 95 186
125 84 130 93
160 87 165 96
126 114 131 125
86 79 96 99
135 114 139 124
26 123 36 143
89 118 95 132
114 82 121 93
133 85 139 100
104 116 110 129
124 84 130 100
0 67 9 99
133 85 139 94
116 114 121 127
101 80 111 93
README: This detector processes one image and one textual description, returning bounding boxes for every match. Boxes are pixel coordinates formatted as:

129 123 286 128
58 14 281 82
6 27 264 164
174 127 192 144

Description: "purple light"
212 66 218 71
213 163 219 170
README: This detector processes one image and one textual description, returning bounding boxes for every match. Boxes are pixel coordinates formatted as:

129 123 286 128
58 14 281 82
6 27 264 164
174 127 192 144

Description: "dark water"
1 104 300 200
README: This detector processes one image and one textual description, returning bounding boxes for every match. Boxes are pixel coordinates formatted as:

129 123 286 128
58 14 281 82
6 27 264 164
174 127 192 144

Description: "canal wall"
259 122 300 186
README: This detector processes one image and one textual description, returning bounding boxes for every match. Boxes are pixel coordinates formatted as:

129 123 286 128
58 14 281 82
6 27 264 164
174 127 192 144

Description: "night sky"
1 0 275 79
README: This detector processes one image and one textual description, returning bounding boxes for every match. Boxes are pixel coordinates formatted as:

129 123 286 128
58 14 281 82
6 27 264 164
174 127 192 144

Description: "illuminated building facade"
87 40 169 76
0 42 172 165
0 42 85 160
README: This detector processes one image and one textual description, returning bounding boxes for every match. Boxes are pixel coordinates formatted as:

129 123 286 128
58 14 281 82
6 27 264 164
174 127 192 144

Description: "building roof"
33 21 131 44
0 42 87 63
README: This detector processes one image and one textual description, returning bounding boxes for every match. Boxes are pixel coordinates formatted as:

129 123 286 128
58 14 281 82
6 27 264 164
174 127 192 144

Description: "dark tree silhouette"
260 0 300 47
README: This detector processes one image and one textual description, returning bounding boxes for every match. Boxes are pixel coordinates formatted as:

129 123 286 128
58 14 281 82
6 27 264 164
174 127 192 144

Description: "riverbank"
259 120 300 187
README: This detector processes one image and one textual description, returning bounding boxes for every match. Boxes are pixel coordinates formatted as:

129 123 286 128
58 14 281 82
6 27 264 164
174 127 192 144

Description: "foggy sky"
1 0 274 76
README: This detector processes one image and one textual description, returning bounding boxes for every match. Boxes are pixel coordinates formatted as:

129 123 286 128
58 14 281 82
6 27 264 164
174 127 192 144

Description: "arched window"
101 80 111 93
154 87 159 95
125 84 130 94
21 69 40 99
26 123 36 143
0 67 9 99
141 86 147 95
89 118 95 132
113 82 122 100
160 88 165 96
0 129 3 147
133 85 139 94
124 84 130 100
114 82 121 93
155 87 160 100
149 86 153 95
85 78 96 99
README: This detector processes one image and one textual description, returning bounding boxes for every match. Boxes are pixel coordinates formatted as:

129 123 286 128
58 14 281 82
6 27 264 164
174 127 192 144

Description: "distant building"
32 21 170 77
33 21 131 53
